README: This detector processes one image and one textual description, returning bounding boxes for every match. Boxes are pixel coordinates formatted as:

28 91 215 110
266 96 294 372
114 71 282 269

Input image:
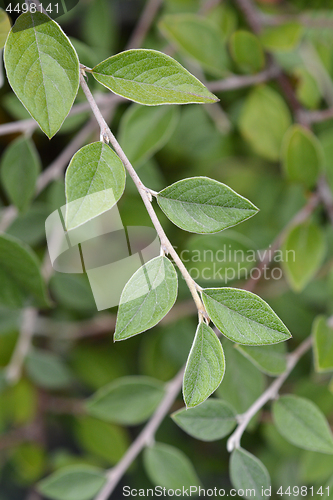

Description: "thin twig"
125 0 163 50
207 64 280 92
79 71 207 321
0 93 122 137
227 335 313 452
5 308 38 384
94 368 184 500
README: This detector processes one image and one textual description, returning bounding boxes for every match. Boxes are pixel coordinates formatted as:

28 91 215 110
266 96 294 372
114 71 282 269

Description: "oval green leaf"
183 322 225 408
65 142 126 230
273 395 333 454
26 349 72 390
157 177 258 234
235 344 287 376
0 234 49 308
202 287 291 346
143 443 200 490
172 398 236 441
282 220 326 292
230 448 271 500
313 316 333 373
86 376 165 425
0 8 11 49
1 136 41 212
91 49 218 105
239 85 292 161
38 465 106 500
119 104 179 167
74 416 129 465
158 14 229 77
4 12 79 138
217 339 265 414
229 30 264 74
114 256 178 340
260 22 303 52
282 125 323 188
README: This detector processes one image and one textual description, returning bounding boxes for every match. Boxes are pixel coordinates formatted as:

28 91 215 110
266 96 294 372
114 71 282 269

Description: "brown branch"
125 0 163 50
207 64 280 92
227 335 313 451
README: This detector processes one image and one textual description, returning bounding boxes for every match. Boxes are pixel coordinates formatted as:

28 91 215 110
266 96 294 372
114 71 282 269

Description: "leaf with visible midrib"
114 256 178 340
230 448 271 500
202 287 291 346
172 399 236 441
38 465 106 500
4 12 79 138
86 376 165 425
91 49 218 105
157 177 258 234
273 395 333 454
1 136 40 212
0 234 49 309
65 142 126 230
183 323 225 408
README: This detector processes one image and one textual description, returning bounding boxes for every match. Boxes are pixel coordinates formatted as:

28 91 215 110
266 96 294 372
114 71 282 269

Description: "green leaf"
295 67 321 110
273 395 333 454
38 465 106 500
282 221 326 292
11 442 45 484
0 8 11 49
65 142 126 230
86 376 165 425
0 234 48 308
216 339 265 414
119 104 179 167
235 344 287 376
261 23 303 52
202 288 291 346
4 12 79 138
230 448 271 500
143 443 200 490
282 125 323 188
25 349 72 390
157 177 258 234
313 316 333 373
91 49 218 105
1 136 41 212
114 256 178 341
158 14 229 77
74 416 128 465
239 85 292 161
172 399 236 441
229 30 264 73
183 323 225 408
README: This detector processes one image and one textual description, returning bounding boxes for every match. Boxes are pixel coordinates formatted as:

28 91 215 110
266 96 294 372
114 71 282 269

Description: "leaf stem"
227 335 313 452
79 71 207 321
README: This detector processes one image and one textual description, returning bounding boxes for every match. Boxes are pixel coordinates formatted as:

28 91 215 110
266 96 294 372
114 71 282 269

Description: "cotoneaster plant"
1 1 333 500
